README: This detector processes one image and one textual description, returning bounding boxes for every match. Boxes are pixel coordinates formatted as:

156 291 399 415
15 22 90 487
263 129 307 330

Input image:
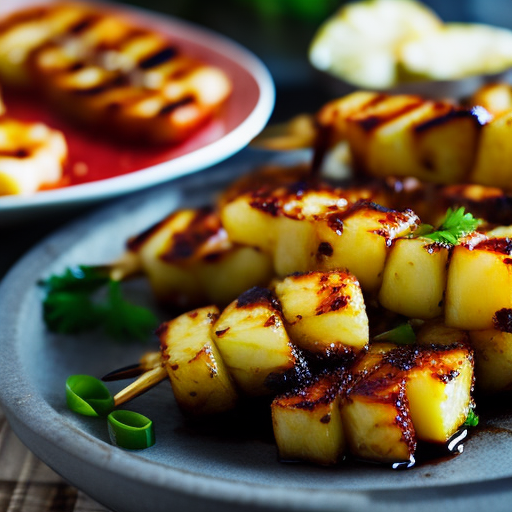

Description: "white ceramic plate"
0 0 274 222
1 151 512 512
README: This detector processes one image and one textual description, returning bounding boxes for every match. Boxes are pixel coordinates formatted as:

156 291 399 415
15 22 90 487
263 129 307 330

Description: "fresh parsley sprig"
464 409 479 428
415 207 481 246
40 265 158 341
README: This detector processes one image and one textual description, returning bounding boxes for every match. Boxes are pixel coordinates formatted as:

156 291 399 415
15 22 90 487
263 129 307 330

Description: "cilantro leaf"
101 281 159 341
421 207 480 246
43 291 103 334
373 323 416 345
40 266 158 341
464 409 479 427
40 265 110 294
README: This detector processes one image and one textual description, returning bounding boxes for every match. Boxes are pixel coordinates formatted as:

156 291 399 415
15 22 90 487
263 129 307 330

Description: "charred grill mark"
72 74 128 96
436 369 460 384
0 148 30 158
475 238 512 255
214 327 230 337
264 315 277 328
414 107 489 134
355 101 423 132
320 414 331 424
160 207 223 262
139 45 178 69
159 96 195 116
236 286 282 312
493 308 512 333
68 15 101 35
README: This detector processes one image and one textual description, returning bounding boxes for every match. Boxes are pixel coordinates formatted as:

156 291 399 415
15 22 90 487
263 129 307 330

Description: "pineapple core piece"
274 270 369 356
272 371 347 466
158 305 237 415
213 287 299 396
0 118 67 196
126 207 273 309
445 238 512 330
379 237 449 319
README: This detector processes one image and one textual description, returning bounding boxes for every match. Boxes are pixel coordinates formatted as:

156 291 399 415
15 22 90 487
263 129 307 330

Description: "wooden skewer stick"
114 366 168 407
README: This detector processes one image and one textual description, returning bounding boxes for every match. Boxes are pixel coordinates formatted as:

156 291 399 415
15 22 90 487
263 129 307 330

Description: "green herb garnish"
418 207 480 246
464 409 479 427
373 323 416 345
66 375 114 417
108 410 155 450
41 265 158 341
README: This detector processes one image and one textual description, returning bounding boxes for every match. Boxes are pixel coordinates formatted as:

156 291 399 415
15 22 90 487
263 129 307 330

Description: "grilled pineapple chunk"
272 371 347 465
345 94 482 185
379 237 449 319
469 329 512 392
274 270 368 356
416 317 469 346
470 110 512 190
212 287 298 395
158 306 238 415
126 207 273 308
316 202 419 292
405 344 474 443
0 118 67 196
445 239 512 330
343 349 416 464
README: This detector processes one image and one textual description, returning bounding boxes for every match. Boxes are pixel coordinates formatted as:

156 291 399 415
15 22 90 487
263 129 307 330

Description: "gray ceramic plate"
1 150 512 512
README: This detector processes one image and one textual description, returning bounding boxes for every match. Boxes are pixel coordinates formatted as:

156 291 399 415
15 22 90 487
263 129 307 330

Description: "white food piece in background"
0 119 67 196
309 0 442 88
400 24 512 80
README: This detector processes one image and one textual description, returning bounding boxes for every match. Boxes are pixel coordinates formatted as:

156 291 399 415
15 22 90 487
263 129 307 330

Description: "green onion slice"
107 410 155 450
373 323 416 345
66 375 114 417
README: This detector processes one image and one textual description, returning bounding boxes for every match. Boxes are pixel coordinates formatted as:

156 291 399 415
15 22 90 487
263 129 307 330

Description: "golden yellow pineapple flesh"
274 270 369 356
212 287 298 396
445 238 512 330
316 202 419 293
272 371 347 466
126 207 273 309
379 237 449 319
157 306 238 415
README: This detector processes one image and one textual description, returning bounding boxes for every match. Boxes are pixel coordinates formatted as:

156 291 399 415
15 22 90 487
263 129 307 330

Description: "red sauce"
3 89 225 189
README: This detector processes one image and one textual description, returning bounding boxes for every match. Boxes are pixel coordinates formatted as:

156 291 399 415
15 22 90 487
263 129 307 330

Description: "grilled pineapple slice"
126 207 273 309
212 287 298 395
0 3 92 85
0 118 67 196
379 237 449 319
469 329 512 392
416 317 469 346
274 270 368 356
272 371 347 465
158 305 237 415
316 202 419 292
0 3 232 144
445 238 512 330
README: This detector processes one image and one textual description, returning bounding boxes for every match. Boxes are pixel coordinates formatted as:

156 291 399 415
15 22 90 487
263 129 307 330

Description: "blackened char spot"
159 96 194 116
493 308 512 333
236 287 282 312
320 414 331 424
317 242 333 259
476 238 512 255
215 327 230 337
139 46 178 69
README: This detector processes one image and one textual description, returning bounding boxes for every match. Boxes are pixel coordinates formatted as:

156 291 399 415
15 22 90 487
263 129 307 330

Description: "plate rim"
0 0 275 211
1 155 512 512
